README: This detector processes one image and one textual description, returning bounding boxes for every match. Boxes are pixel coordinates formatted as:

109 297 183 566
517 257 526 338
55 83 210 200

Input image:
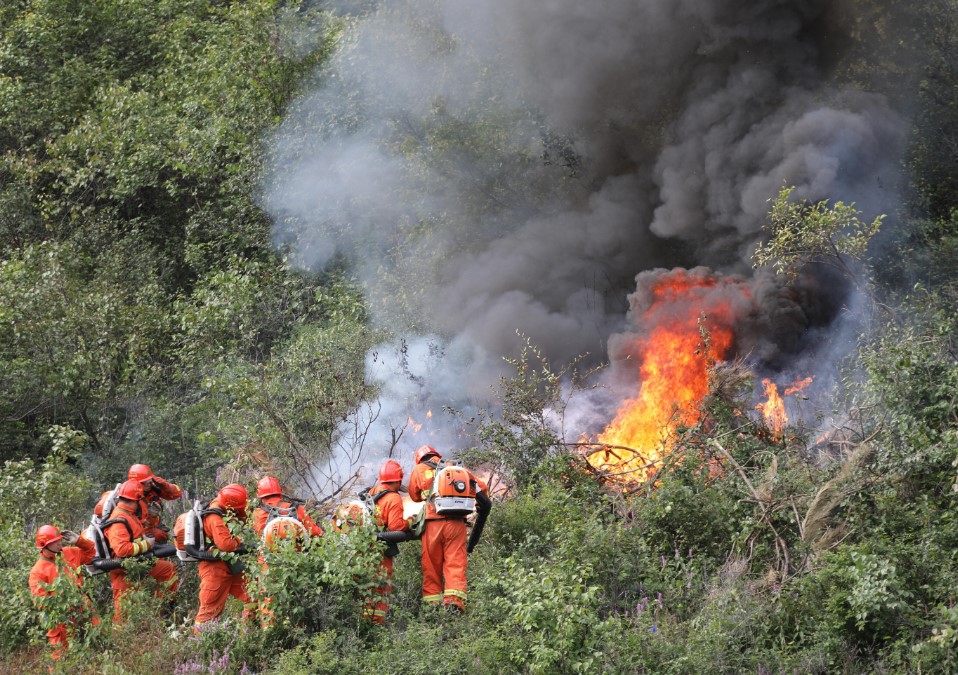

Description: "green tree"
753 186 885 281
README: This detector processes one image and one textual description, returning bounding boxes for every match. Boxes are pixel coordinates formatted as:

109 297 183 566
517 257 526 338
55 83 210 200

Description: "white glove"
62 530 80 545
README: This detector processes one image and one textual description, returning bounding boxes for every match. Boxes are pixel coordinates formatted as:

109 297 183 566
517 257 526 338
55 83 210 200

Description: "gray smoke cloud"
262 0 905 479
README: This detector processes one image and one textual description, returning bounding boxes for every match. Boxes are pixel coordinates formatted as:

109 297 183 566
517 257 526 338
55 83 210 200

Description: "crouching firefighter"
102 480 179 622
29 526 99 660
360 459 413 624
251 475 325 627
194 483 257 629
409 446 492 612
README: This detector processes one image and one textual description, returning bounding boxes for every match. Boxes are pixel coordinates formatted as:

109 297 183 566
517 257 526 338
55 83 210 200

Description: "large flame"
589 271 747 481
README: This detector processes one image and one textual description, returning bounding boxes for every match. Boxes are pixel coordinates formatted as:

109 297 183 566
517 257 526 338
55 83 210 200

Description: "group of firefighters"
28 444 490 661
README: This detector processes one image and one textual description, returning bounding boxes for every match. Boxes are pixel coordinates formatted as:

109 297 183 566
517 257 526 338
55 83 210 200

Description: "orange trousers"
109 559 178 622
195 560 253 626
47 624 68 660
256 557 277 630
421 518 468 608
362 556 394 623
46 616 101 660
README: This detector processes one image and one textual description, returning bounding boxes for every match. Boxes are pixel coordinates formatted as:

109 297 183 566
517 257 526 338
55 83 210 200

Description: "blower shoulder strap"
100 517 134 539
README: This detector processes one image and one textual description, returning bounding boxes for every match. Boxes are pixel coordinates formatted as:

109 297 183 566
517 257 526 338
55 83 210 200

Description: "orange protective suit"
104 502 178 622
408 464 488 609
95 476 182 543
194 499 254 627
361 484 407 623
250 498 324 627
28 536 98 659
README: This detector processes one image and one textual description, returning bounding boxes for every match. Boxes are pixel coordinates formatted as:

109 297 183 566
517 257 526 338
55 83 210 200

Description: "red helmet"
414 445 441 464
117 479 144 501
257 476 282 499
379 459 403 483
128 463 154 483
218 483 249 511
35 525 63 549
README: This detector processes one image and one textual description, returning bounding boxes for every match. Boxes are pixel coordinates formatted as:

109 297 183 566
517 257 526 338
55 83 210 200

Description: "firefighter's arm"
299 506 325 537
153 476 182 500
28 566 52 597
70 534 97 566
207 515 241 552
250 508 267 537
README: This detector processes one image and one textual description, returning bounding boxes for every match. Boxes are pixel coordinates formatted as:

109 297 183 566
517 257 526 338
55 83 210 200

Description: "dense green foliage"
0 0 357 489
2 0 958 673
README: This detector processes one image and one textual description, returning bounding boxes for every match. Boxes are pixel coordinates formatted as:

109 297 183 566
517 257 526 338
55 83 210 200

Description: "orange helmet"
35 525 63 549
117 479 144 501
256 476 282 499
333 501 366 532
128 463 154 483
218 483 248 512
379 459 403 483
414 445 441 464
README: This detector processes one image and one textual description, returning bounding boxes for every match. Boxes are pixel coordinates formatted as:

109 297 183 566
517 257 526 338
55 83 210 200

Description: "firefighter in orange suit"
251 476 325 543
29 525 98 660
128 463 182 544
362 459 410 623
251 476 324 628
194 483 256 628
408 446 489 611
93 464 181 544
103 480 179 621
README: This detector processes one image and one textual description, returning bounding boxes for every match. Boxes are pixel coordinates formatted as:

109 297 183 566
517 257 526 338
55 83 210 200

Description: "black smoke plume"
262 0 904 476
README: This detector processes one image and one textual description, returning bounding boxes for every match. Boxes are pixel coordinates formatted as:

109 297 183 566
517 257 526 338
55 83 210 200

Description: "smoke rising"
262 0 905 479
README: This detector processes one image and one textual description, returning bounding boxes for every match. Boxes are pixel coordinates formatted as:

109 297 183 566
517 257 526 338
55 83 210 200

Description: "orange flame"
755 376 814 439
784 376 813 396
589 271 744 482
755 379 787 438
407 416 423 433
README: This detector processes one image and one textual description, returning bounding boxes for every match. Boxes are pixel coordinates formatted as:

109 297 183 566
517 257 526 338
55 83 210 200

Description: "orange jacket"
251 498 325 538
202 499 243 553
369 484 407 532
104 502 152 558
409 463 488 520
28 536 96 597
